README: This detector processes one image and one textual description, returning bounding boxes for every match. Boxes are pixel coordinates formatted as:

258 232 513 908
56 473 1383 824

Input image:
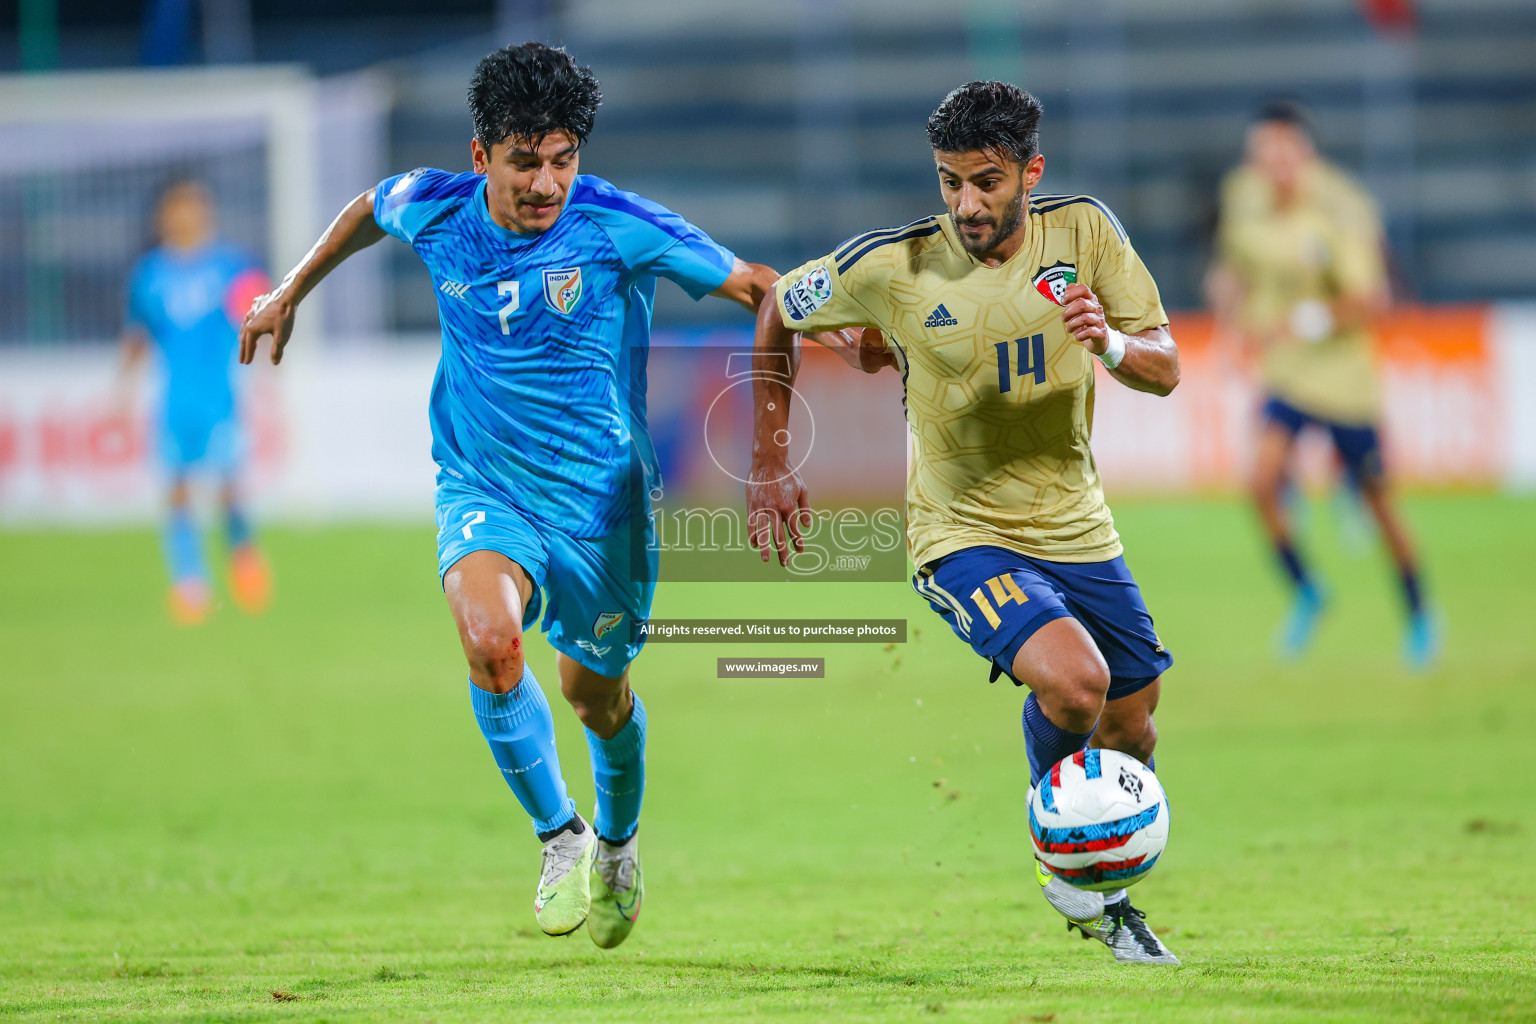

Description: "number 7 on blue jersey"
497 281 519 335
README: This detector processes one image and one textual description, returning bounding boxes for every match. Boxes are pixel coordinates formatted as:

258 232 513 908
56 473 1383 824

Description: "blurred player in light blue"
119 180 273 624
236 43 860 945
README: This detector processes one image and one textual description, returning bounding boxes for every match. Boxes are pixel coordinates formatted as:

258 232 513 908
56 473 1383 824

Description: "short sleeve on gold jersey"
1329 226 1386 298
1079 203 1168 335
1321 180 1387 298
774 255 882 333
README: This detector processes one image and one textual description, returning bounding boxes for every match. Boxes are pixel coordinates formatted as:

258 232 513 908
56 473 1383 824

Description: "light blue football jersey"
374 169 735 538
126 242 264 435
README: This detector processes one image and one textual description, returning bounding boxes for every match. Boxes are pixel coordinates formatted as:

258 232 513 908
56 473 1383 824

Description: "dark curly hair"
926 81 1043 163
468 42 602 152
1254 97 1309 131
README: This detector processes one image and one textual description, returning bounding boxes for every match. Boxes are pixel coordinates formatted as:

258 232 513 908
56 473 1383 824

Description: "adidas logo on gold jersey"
924 303 959 328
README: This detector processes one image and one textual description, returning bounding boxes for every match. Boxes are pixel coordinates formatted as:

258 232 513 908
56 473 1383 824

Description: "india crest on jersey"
542 266 584 315
1032 262 1077 306
593 610 624 639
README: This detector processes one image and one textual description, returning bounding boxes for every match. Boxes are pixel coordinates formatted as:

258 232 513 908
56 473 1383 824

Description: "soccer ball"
1028 748 1169 892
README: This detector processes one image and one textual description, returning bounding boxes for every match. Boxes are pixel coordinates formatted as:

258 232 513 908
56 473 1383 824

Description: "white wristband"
1290 299 1333 343
1097 328 1128 370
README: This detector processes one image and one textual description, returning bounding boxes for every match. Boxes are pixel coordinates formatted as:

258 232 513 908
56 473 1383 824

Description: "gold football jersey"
775 195 1168 568
1217 160 1387 423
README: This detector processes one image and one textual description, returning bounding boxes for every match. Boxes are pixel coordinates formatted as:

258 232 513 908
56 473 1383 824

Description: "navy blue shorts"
913 546 1172 701
1262 396 1384 485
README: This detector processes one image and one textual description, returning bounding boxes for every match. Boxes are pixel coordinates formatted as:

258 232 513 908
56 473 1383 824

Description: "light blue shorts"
435 477 656 677
160 412 243 477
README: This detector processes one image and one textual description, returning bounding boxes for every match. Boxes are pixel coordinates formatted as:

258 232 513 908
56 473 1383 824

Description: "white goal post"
0 65 322 348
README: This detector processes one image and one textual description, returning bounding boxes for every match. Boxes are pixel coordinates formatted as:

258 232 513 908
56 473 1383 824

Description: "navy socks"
1022 692 1094 788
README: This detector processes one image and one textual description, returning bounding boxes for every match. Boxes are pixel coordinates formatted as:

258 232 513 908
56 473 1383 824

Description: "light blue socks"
226 504 253 550
469 665 576 835
586 692 646 843
163 506 206 583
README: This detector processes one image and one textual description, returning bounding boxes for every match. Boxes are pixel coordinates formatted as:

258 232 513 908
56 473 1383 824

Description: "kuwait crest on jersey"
1032 262 1078 306
542 267 584 315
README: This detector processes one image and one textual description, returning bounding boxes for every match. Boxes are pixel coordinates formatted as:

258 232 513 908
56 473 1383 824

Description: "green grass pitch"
2 494 1533 1023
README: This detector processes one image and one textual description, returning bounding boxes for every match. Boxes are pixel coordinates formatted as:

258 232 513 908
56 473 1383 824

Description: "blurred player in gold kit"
748 82 1182 964
1208 101 1438 668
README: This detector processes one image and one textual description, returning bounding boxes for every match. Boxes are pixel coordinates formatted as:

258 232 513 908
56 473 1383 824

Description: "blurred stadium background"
2 0 1534 521
5 3 1536 1019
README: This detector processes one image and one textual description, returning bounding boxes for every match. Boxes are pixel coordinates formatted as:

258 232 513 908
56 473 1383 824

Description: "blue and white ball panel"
1029 748 1170 892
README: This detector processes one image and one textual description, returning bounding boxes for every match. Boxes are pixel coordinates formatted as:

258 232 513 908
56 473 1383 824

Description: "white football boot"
1068 889 1182 965
1036 858 1106 924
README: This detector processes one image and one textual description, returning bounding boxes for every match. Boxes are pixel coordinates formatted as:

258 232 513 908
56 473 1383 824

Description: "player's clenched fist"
1059 282 1111 357
813 326 896 374
238 289 297 366
854 327 896 374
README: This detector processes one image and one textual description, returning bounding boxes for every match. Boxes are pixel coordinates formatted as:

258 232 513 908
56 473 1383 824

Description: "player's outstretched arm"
745 297 811 567
711 258 780 314
712 259 889 372
1204 261 1258 358
238 190 386 366
1326 278 1389 336
1059 282 1180 396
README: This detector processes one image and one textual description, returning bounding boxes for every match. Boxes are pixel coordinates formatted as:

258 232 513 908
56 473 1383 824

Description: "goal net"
0 66 322 348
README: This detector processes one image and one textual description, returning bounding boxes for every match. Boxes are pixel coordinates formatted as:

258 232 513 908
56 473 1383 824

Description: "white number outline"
460 510 486 540
497 281 520 335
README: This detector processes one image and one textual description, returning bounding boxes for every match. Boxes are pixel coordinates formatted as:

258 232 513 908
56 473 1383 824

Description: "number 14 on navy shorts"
912 546 1173 701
